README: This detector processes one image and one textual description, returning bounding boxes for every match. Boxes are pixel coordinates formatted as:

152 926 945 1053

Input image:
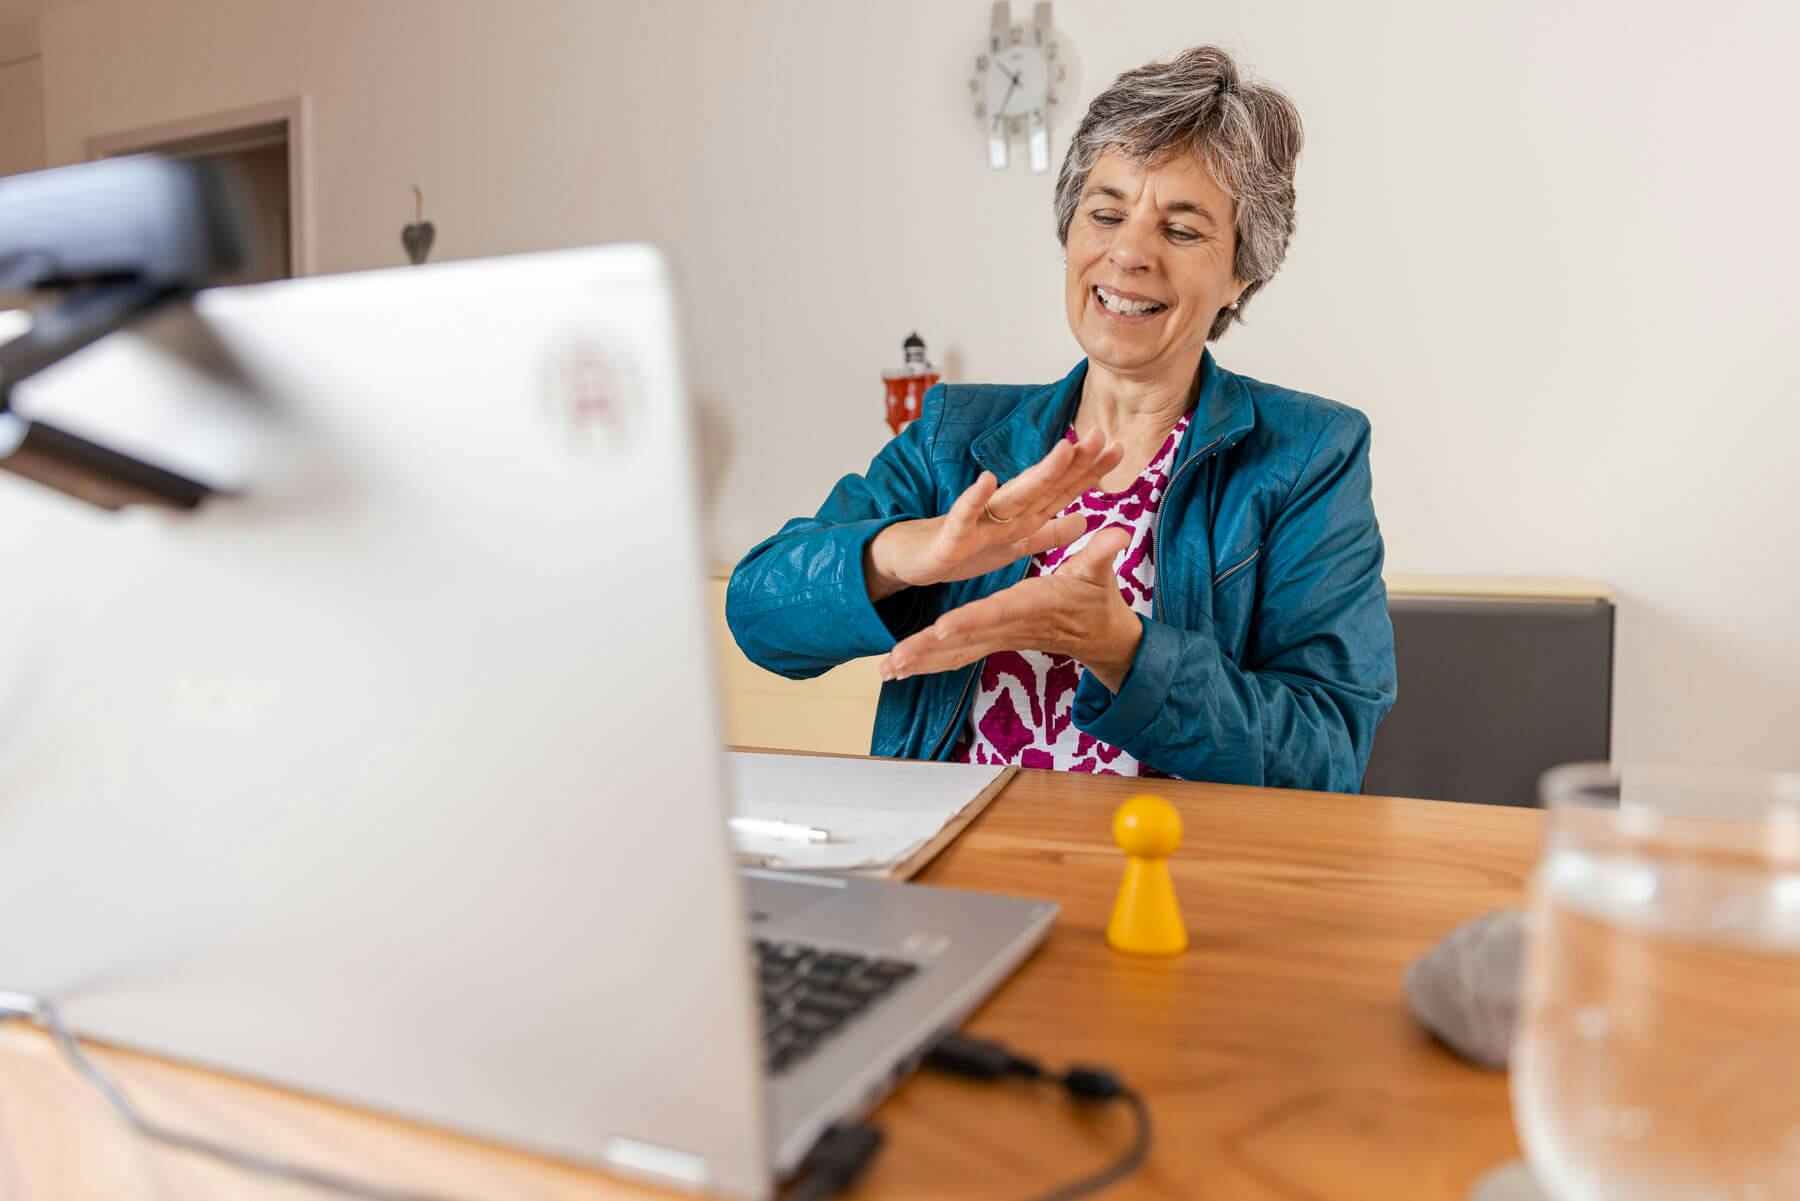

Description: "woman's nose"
1107 219 1157 273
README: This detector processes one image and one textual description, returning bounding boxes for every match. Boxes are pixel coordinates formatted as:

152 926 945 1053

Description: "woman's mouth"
1093 285 1167 320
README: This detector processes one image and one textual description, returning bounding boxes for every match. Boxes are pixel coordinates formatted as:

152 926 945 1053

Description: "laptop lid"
0 246 772 1199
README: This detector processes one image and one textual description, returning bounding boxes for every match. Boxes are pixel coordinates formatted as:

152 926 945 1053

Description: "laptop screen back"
0 246 771 1198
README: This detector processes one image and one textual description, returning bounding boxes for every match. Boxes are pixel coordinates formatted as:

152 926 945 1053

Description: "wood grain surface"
0 767 1542 1201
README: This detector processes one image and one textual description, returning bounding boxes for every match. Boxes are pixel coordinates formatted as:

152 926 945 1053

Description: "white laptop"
0 245 1056 1199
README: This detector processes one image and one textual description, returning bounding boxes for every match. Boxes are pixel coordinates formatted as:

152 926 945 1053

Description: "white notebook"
726 752 1013 878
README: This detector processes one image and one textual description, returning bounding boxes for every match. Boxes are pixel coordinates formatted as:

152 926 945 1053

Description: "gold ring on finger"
982 501 1015 525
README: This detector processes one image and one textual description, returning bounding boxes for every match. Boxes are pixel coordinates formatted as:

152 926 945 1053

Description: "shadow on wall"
692 391 735 520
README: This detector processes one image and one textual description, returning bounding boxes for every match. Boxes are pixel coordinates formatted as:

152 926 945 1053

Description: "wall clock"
968 1 1068 172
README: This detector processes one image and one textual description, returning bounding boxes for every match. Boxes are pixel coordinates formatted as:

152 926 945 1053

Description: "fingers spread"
987 438 1073 522
880 623 978 680
1031 434 1125 525
880 635 998 681
931 588 1024 643
987 430 1121 534
880 580 1052 680
1062 438 1125 500
1035 428 1103 504
946 470 998 535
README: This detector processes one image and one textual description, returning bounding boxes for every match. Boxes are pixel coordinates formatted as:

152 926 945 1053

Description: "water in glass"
1512 765 1800 1201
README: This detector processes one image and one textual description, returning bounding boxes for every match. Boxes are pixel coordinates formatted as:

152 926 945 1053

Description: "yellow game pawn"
1106 795 1188 956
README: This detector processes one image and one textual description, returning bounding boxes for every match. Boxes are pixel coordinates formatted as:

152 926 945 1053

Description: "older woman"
727 45 1395 792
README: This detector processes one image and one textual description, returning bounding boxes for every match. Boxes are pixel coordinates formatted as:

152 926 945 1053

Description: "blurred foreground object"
1512 762 1800 1200
0 156 249 510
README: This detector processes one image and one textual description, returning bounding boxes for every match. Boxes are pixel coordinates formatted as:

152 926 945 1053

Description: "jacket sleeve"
1071 410 1397 792
724 386 948 680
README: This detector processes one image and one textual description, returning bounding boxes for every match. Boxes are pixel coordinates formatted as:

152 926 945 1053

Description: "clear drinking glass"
1509 762 1800 1201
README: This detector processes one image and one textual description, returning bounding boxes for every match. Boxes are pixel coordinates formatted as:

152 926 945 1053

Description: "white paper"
725 752 1006 874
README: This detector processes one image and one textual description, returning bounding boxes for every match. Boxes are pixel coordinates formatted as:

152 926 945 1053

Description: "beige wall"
31 0 1800 771
0 18 45 176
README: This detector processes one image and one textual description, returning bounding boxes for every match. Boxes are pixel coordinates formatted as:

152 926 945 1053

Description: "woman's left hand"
877 527 1144 693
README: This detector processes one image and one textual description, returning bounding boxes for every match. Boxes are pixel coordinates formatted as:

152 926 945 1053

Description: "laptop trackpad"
740 870 845 930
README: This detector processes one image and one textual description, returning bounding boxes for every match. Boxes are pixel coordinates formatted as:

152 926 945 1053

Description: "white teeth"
1096 286 1164 316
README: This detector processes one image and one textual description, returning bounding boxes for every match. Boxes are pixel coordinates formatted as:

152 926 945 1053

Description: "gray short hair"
1054 45 1303 340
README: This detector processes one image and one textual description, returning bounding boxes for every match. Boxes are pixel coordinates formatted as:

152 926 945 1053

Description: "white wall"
31 0 1800 770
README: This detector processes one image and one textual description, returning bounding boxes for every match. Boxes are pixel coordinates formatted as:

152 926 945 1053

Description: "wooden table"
0 769 1541 1200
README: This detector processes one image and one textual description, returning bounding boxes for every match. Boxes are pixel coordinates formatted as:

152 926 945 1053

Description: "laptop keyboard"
754 939 919 1075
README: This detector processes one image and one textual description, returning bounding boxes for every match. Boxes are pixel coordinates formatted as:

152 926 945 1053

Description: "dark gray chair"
1362 588 1614 807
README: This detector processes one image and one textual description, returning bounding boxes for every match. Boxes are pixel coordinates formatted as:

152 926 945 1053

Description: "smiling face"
1063 147 1246 384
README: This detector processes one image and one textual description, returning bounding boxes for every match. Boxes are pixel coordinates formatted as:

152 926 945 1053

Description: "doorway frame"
87 96 313 277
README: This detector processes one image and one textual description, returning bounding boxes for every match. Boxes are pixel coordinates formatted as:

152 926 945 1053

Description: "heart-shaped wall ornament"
402 184 435 265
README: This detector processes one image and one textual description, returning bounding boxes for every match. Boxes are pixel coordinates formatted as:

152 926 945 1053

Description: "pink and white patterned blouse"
951 412 1192 776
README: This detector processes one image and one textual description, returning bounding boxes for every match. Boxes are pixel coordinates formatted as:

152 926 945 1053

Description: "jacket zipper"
926 662 981 761
1152 434 1228 624
1212 546 1260 586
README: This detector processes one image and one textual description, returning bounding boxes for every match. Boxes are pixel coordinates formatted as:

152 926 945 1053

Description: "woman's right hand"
864 427 1124 603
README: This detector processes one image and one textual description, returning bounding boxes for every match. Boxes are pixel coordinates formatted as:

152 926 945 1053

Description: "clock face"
968 7 1068 171
983 45 1050 123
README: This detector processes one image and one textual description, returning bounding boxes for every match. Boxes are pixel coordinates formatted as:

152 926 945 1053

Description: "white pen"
728 816 832 844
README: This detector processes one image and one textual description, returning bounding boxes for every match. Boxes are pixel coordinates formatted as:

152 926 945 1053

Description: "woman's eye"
1165 226 1202 242
1089 211 1123 226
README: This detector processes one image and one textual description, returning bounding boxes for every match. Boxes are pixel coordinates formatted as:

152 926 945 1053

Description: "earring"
1228 299 1240 311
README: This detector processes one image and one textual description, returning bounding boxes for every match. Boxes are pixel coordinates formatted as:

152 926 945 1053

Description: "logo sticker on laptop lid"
541 331 643 457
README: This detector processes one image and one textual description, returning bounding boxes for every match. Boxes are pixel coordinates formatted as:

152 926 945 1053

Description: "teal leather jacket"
725 353 1397 792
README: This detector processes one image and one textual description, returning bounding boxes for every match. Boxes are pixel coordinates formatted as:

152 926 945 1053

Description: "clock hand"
993 60 1022 87
991 76 1019 129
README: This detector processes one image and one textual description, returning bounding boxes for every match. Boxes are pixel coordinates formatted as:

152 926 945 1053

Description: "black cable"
782 1121 884 1201
1026 1088 1150 1201
924 1032 1153 1201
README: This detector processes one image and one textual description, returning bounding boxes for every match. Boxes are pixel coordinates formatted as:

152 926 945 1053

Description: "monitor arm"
0 156 250 511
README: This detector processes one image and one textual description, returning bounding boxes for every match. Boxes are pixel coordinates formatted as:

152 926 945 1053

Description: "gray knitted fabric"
1404 908 1526 1070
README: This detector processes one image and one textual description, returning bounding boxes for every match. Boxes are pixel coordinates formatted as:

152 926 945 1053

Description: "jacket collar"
1176 349 1257 468
969 360 1086 481
970 350 1257 481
